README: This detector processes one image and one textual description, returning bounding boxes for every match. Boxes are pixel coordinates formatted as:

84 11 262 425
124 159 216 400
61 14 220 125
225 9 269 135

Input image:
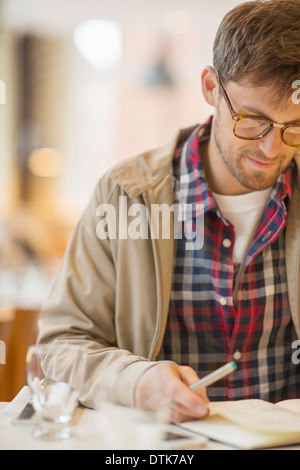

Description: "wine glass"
26 343 83 441
92 376 170 449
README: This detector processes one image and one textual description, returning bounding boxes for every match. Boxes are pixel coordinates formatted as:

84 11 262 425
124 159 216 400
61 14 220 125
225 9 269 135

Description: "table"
0 402 234 450
2 401 300 451
0 402 108 450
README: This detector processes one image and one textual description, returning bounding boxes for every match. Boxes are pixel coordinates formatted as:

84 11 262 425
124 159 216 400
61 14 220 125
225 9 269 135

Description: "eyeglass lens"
234 117 300 146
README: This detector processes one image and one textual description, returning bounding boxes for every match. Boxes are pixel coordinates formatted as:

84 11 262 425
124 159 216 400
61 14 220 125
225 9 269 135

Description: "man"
38 0 300 423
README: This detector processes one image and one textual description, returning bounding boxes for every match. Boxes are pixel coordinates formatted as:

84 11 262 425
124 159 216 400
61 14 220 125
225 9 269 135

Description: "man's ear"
201 66 219 108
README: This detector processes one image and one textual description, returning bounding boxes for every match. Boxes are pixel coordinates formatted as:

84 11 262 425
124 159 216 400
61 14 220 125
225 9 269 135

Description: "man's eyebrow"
243 104 300 124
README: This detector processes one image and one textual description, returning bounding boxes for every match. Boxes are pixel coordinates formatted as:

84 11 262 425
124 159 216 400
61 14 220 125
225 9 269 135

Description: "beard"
212 110 294 192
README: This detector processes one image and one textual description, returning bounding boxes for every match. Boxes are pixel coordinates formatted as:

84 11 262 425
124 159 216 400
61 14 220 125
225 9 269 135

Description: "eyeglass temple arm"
215 70 236 117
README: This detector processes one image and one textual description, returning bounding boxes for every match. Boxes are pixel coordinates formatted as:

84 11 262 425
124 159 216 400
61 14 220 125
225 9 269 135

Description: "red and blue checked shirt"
156 118 300 402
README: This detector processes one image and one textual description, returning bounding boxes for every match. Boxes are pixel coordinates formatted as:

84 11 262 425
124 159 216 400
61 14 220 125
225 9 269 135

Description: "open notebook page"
178 399 300 450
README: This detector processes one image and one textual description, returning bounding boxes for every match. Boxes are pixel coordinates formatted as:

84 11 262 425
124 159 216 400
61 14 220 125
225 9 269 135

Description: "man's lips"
247 157 276 169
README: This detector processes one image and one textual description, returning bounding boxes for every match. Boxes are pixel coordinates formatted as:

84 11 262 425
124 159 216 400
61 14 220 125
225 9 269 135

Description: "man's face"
212 80 298 192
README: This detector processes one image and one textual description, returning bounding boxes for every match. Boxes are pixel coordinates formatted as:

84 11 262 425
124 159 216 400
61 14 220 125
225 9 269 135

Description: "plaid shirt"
157 118 300 402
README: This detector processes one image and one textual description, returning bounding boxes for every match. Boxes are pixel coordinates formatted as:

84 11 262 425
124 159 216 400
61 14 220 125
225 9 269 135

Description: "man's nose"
256 127 283 159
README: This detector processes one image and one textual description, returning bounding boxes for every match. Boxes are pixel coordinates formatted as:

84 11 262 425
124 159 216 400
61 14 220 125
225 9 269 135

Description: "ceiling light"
74 20 122 72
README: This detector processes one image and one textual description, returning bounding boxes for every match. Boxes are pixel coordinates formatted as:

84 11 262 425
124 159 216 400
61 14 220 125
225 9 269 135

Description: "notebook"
178 399 300 449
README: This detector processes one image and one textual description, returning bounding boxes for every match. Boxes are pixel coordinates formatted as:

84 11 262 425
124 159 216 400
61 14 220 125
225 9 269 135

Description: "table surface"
0 402 235 451
1 401 300 451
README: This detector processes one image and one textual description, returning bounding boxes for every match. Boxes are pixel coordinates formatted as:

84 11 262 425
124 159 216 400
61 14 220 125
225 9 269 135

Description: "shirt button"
219 296 227 306
222 238 232 248
262 230 272 243
242 289 248 301
233 350 242 361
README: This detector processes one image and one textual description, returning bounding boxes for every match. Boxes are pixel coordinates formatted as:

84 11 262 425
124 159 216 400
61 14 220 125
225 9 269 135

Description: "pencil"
166 361 237 407
189 361 237 392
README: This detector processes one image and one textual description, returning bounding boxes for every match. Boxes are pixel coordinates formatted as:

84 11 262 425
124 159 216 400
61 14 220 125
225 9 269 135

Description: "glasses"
216 70 300 148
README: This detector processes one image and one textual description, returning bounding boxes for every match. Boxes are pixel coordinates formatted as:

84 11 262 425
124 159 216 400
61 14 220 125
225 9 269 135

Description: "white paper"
1 386 31 417
211 399 300 433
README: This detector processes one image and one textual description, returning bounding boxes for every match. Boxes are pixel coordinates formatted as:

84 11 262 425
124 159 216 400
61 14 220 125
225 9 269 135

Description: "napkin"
1 386 32 417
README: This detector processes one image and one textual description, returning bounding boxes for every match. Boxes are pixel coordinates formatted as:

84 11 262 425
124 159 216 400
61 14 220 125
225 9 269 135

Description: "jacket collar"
109 126 198 198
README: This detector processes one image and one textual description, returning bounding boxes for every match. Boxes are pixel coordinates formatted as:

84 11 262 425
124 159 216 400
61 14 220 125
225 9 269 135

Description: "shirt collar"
270 160 293 209
175 117 216 221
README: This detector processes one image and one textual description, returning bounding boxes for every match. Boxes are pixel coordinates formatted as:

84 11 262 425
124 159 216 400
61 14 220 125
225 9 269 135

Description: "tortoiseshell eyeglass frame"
215 70 300 148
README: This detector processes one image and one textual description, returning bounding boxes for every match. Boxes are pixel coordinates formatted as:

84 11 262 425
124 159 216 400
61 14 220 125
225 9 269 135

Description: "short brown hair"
213 0 300 100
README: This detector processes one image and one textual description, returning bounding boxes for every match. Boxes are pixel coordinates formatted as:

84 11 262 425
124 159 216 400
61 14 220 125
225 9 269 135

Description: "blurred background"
0 0 246 399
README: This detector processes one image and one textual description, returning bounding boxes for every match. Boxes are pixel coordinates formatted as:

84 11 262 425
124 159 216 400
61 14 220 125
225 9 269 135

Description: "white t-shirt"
212 188 272 265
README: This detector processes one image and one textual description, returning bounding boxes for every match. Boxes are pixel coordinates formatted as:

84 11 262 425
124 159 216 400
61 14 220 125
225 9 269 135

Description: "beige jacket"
38 127 300 409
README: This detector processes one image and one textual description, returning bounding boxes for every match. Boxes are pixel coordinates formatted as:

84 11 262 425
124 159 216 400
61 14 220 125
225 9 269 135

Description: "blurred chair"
0 308 39 402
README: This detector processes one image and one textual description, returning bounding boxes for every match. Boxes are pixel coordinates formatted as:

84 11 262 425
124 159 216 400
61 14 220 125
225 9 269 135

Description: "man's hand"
134 362 210 423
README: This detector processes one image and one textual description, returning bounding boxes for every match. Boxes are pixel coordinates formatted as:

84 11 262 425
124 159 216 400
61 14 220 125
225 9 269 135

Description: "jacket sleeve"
37 177 158 409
